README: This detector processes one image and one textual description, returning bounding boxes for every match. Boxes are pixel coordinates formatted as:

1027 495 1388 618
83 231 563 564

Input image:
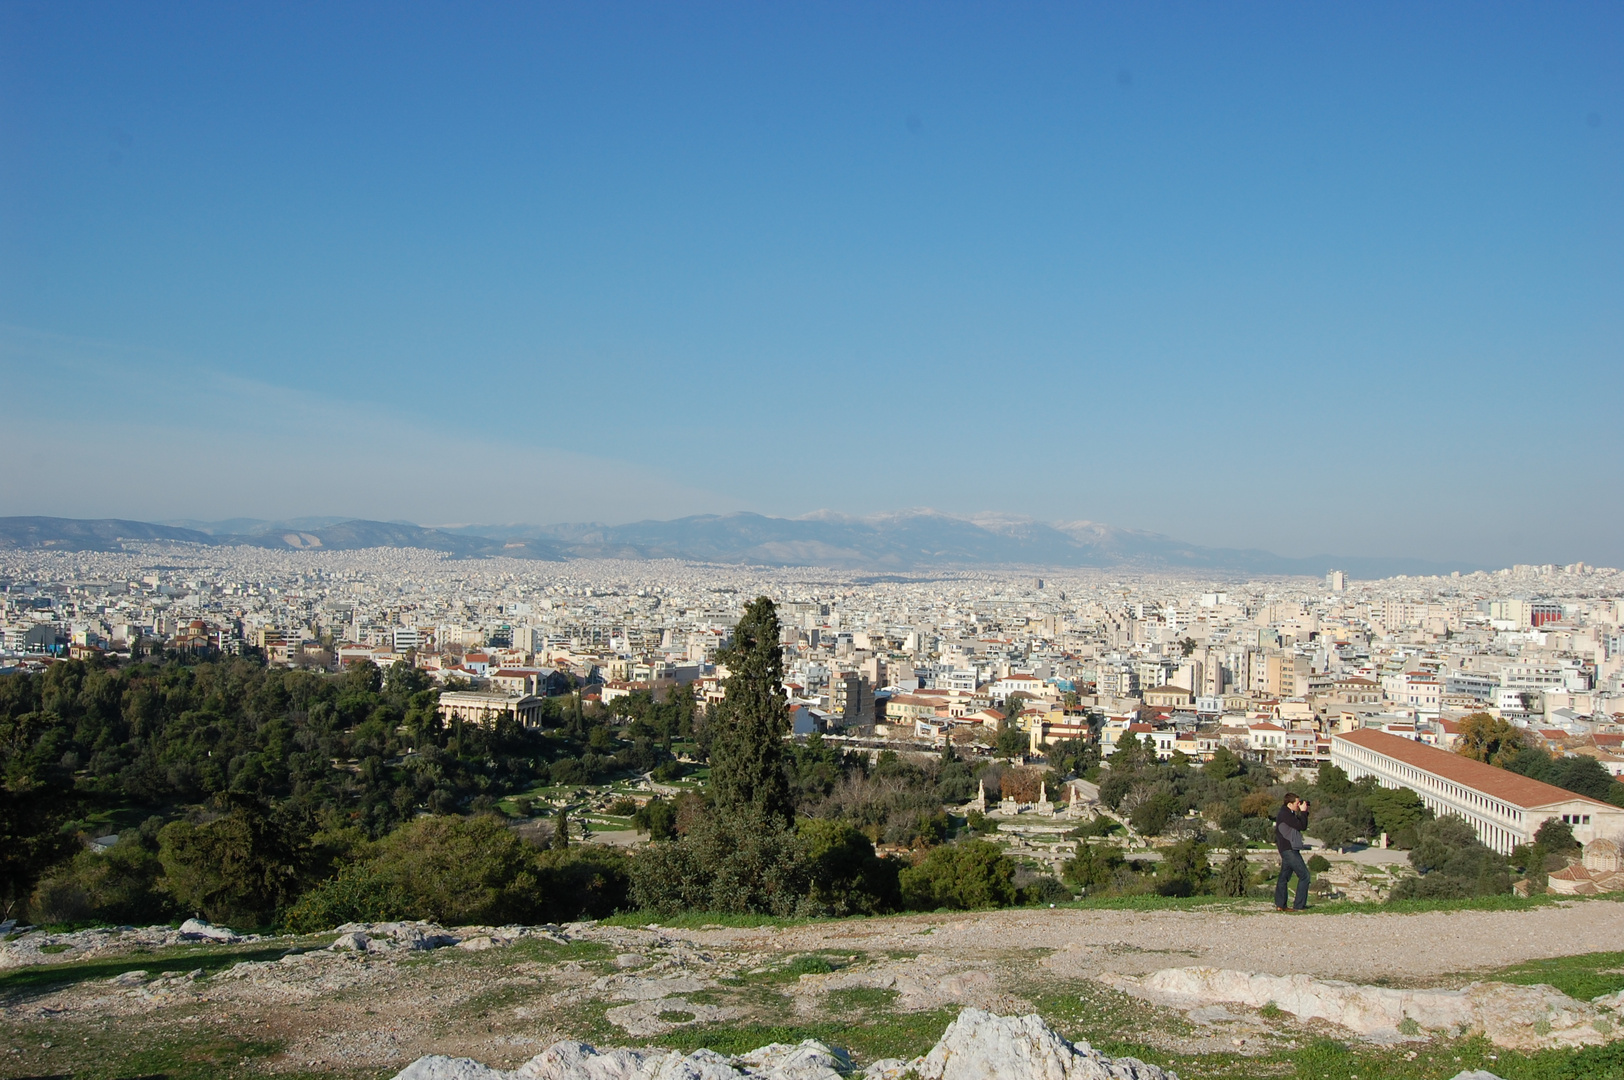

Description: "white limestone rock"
865 1008 1174 1080
1446 1072 1504 1080
393 1055 513 1080
178 918 242 942
388 1009 1174 1080
1103 967 1620 1050
330 931 371 952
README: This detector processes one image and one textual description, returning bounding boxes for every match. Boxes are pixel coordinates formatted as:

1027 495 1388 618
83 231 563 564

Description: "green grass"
825 986 901 1012
0 942 300 999
646 1008 960 1064
2 1016 293 1080
1469 950 1624 1002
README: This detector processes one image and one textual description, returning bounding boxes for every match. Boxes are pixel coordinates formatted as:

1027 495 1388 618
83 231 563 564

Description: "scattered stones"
389 1009 1174 1080
1102 967 1622 1050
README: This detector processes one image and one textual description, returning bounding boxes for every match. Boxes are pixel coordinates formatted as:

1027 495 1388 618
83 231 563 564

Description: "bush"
965 809 999 835
31 836 171 926
359 814 540 925
1130 792 1180 837
158 803 304 927
632 797 679 841
535 845 630 921
281 863 401 932
800 819 900 916
898 840 1017 910
1020 874 1072 905
1390 815 1510 902
1214 847 1251 897
1307 854 1331 873
607 797 638 817
629 807 812 917
1156 838 1210 897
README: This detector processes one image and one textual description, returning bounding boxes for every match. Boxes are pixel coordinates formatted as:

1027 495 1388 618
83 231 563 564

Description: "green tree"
633 797 678 841
1454 713 1527 767
356 814 540 924
158 801 305 926
1392 815 1510 901
708 598 794 826
1316 763 1352 797
1202 746 1242 780
1130 791 1181 837
1062 840 1127 893
1309 815 1354 852
1157 837 1210 897
898 840 1018 910
628 805 810 916
1365 785 1431 839
1214 846 1251 897
800 818 900 915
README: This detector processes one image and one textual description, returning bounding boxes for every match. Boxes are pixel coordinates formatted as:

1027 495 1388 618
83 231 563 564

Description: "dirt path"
672 900 1624 982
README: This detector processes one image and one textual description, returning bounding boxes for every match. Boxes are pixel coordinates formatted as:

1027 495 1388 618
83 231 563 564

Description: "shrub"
1390 815 1510 901
1307 854 1331 873
898 840 1017 910
360 814 541 924
1020 874 1072 905
1214 847 1251 897
31 837 171 926
1130 792 1180 837
633 797 679 841
158 803 304 927
607 797 638 817
800 818 900 916
535 845 630 921
629 807 812 917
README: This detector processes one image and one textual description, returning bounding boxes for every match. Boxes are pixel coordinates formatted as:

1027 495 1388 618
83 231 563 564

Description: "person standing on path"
1274 793 1311 911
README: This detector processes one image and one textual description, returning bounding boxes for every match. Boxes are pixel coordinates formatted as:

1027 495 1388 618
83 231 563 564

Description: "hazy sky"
2 3 1620 566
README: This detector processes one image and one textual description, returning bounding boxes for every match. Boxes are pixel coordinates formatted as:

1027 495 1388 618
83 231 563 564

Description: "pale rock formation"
1102 967 1620 1050
863 1008 1172 1080
179 918 243 942
389 1008 1175 1080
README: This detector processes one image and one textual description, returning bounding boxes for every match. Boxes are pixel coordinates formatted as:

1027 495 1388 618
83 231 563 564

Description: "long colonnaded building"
437 690 545 729
1330 728 1624 854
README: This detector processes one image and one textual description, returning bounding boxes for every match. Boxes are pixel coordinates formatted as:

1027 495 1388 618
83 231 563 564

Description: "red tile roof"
1333 728 1613 811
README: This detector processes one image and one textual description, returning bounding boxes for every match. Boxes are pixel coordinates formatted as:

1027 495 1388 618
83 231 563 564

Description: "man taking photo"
1274 793 1311 911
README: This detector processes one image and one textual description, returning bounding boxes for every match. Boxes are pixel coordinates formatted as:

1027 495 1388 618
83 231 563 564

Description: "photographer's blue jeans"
1276 849 1310 910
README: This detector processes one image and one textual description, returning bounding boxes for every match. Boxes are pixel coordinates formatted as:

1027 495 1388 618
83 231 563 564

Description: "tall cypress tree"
708 597 794 826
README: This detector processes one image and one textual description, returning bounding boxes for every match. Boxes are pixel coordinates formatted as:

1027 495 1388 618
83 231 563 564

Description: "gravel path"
672 901 1624 983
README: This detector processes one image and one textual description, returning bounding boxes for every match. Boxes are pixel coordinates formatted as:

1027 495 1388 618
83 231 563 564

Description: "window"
1583 815 1591 825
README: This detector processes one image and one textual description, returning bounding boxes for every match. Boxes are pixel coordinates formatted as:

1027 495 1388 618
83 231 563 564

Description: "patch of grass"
0 943 296 1000
39 942 73 954
647 1008 959 1064
784 955 836 976
825 986 900 1013
659 1009 697 1023
2 1017 287 1080
1468 949 1624 1002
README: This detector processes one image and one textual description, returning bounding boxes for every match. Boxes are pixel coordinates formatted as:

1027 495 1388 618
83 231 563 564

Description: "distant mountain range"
0 512 1484 579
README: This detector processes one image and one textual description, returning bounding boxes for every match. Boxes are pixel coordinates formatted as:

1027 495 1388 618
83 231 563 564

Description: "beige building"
437 690 545 729
1331 728 1624 854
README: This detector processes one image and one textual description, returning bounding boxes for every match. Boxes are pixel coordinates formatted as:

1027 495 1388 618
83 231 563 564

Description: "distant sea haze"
0 513 1488 579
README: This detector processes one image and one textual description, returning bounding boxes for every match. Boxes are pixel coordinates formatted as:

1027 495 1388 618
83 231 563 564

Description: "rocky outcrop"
0 919 263 969
864 1008 1174 1080
1101 967 1620 1050
389 1008 1176 1080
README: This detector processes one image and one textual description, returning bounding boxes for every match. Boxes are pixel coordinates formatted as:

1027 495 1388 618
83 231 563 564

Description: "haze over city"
3 3 1621 567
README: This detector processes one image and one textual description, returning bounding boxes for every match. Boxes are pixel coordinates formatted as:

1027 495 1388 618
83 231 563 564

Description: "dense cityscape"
5 541 1621 778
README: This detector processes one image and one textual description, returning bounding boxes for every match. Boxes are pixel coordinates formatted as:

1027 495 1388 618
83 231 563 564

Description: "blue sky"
1 2 1620 566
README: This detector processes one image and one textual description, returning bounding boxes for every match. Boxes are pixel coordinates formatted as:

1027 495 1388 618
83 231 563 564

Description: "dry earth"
5 901 1624 1078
